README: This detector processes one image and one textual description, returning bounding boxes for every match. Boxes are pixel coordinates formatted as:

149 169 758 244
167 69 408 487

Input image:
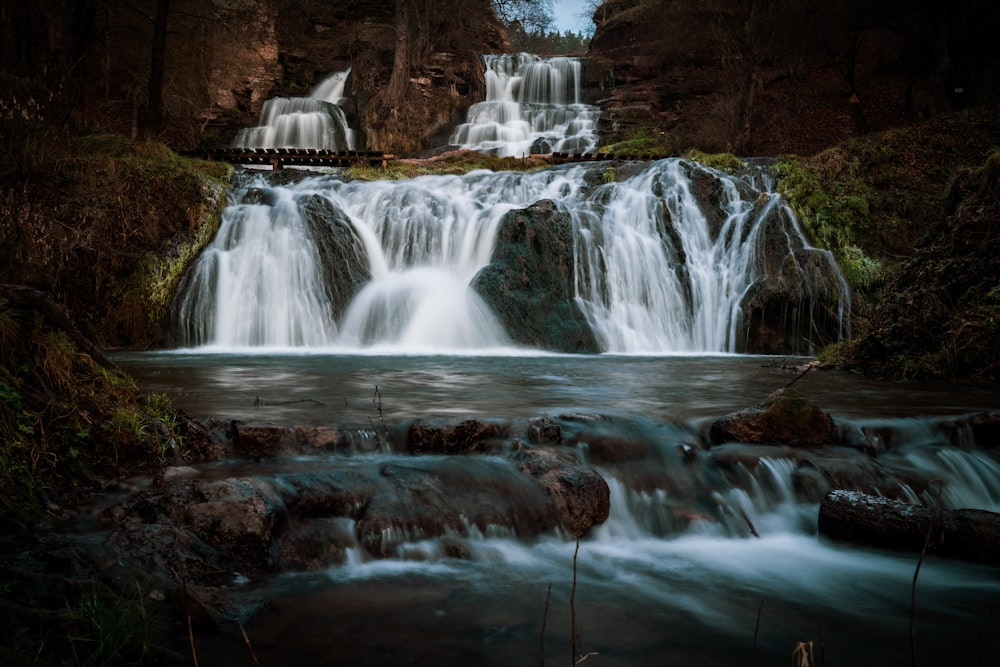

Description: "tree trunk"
818 490 1000 567
140 0 170 139
384 0 411 108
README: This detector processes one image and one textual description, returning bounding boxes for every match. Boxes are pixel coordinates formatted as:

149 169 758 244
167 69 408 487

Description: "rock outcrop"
472 199 601 353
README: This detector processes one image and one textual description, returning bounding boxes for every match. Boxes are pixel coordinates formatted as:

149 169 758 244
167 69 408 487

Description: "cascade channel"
449 53 600 157
232 68 355 150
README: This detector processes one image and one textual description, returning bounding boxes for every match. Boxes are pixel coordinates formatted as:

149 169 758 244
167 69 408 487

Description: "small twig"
754 600 763 667
818 621 827 667
741 507 761 538
911 479 945 667
238 620 262 667
570 538 580 667
575 652 598 664
187 612 199 667
541 583 552 667
785 362 813 389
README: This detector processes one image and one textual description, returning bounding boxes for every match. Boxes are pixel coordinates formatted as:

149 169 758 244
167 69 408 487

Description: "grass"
68 582 152 667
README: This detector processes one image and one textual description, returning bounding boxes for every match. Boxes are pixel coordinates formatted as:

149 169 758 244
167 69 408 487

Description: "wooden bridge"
184 148 393 170
184 147 669 170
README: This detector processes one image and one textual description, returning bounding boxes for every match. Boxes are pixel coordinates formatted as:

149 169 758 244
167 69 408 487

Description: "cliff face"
203 0 508 154
587 0 1000 157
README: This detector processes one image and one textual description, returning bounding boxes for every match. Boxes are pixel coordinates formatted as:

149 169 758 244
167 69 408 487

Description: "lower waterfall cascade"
170 158 850 354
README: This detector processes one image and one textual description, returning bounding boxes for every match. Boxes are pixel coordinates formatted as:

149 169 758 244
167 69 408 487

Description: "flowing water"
449 54 600 157
170 159 848 354
116 351 1000 666
232 69 355 150
121 54 1000 665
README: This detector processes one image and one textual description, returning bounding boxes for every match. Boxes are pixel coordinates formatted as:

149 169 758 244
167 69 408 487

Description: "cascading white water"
449 53 600 157
173 159 849 354
232 69 355 151
172 187 338 348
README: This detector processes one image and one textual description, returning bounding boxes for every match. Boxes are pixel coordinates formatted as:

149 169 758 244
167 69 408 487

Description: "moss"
599 128 677 157
773 154 870 253
684 149 746 173
344 151 550 181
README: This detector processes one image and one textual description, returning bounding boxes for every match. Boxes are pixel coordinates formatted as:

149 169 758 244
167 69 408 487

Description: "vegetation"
0 293 186 521
345 150 551 180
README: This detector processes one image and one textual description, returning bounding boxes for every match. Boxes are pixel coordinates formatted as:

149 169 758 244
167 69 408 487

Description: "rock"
183 478 285 572
511 448 611 537
708 387 838 446
232 424 344 458
405 417 510 454
818 490 1000 566
472 200 601 353
355 459 556 556
272 518 355 571
527 416 562 445
298 194 371 320
739 202 848 355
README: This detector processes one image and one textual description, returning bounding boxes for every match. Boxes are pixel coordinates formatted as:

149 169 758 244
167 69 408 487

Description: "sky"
551 0 594 34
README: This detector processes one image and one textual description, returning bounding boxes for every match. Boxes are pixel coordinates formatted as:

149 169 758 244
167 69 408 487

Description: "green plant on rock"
775 156 849 249
836 244 887 291
685 149 746 173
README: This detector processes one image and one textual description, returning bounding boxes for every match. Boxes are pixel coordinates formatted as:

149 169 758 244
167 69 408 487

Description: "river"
115 351 1000 667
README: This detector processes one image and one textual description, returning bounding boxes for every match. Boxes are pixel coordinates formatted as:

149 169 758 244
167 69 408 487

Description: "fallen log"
818 490 1000 567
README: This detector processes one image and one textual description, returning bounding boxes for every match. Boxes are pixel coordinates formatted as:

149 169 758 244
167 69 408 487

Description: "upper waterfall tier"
449 54 600 157
232 69 356 151
170 159 850 355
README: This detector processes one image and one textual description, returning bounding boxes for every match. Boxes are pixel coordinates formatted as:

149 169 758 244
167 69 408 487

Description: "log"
818 490 1000 566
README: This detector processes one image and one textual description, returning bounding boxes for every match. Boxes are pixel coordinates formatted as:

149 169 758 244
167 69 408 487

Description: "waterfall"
232 69 355 151
172 159 849 354
449 54 600 157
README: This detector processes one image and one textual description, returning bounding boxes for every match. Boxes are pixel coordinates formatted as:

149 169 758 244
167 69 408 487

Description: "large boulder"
472 200 601 353
297 194 372 321
708 387 839 446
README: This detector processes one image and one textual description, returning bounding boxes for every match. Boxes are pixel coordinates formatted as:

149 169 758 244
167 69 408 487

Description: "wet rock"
405 417 510 454
183 478 285 571
272 518 355 571
708 387 838 446
819 490 1000 566
232 424 345 458
739 201 847 355
511 448 611 537
472 200 601 353
268 469 379 518
356 459 556 556
171 582 269 631
527 416 562 445
298 194 371 320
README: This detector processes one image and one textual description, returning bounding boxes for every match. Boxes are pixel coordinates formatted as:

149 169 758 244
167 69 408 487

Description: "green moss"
130 181 226 337
344 152 550 181
773 154 871 252
599 129 677 157
684 150 747 173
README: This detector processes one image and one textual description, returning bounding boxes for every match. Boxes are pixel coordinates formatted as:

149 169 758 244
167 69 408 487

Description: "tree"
492 0 553 33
